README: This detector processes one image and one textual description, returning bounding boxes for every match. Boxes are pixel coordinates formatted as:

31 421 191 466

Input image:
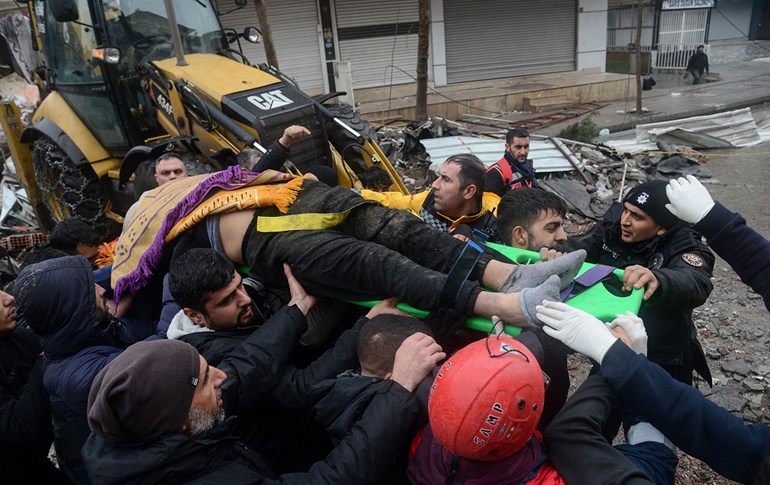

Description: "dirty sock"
501 249 586 293
519 275 561 328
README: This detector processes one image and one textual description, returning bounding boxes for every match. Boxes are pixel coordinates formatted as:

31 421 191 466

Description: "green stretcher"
349 243 644 337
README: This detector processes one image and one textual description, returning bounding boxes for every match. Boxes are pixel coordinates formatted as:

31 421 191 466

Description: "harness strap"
559 264 617 302
436 240 484 310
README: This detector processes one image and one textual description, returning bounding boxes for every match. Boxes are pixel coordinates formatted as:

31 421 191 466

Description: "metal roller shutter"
335 0 418 89
216 0 325 94
444 0 577 83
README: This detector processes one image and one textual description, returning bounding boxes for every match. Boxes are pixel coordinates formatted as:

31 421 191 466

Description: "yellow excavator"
0 0 406 236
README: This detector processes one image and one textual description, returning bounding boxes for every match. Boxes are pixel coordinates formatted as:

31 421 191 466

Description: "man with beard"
15 256 145 484
485 127 538 199
497 187 569 259
82 269 443 484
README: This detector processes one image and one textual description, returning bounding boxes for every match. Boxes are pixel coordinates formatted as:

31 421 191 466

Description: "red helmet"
428 335 545 461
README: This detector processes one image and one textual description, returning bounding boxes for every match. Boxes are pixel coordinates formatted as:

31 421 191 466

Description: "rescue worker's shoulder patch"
681 252 705 267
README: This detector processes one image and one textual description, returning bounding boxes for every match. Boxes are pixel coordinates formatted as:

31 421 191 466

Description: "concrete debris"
375 115 720 226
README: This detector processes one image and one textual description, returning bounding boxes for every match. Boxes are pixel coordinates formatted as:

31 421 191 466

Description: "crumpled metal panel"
639 107 760 147
600 107 763 153
422 136 578 174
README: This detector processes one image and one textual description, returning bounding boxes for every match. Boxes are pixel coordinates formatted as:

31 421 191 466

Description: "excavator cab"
1 0 405 236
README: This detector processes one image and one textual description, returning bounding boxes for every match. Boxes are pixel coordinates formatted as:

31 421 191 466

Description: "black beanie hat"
87 340 201 443
623 180 679 229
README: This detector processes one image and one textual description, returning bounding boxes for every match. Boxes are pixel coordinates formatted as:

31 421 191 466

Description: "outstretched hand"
366 297 410 319
536 300 617 364
283 263 317 315
665 175 715 224
390 333 445 392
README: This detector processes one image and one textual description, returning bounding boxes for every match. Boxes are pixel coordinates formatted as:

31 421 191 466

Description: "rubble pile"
375 117 713 235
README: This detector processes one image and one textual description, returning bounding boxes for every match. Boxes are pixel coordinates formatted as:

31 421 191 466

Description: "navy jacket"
693 202 770 312
15 256 135 464
601 341 770 484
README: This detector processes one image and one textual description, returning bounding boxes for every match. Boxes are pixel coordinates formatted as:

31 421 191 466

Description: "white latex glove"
609 312 648 356
665 175 715 224
536 300 617 364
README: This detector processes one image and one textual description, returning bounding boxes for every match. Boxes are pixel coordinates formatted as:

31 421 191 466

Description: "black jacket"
687 51 709 73
179 311 362 471
83 305 419 484
570 203 715 383
0 327 64 483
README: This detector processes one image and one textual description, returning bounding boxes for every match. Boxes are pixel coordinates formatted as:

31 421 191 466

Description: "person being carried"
114 166 588 331
358 154 500 241
485 127 538 200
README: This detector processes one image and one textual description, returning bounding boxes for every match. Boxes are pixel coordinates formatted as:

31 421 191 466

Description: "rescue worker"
485 127 538 200
359 154 499 241
408 334 676 484
83 270 444 483
539 299 769 485
497 187 569 256
570 180 715 385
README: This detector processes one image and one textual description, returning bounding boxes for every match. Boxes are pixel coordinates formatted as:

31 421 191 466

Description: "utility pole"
416 0 430 121
635 0 643 114
254 0 279 68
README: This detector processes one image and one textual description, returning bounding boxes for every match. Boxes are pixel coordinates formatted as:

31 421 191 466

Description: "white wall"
430 0 447 86
577 0 609 71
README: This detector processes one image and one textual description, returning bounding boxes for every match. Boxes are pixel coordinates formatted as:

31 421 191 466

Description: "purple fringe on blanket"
113 166 285 302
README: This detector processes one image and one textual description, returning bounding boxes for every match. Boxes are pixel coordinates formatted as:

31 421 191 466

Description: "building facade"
214 0 609 96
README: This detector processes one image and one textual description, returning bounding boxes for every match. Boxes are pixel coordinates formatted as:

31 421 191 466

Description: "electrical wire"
381 64 511 115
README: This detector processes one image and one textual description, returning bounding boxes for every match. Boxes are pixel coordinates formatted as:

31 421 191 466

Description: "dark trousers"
544 374 677 485
688 68 704 85
244 182 488 315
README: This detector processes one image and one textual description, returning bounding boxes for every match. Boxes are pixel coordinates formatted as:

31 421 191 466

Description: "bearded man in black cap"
570 180 715 386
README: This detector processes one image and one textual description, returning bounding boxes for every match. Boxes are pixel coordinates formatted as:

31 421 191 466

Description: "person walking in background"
685 45 709 85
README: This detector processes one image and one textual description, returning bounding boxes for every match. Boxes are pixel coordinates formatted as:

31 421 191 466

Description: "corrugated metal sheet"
600 107 764 152
422 136 578 174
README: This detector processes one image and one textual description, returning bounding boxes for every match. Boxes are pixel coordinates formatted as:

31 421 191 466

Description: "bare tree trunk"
635 0 643 114
254 0 279 68
416 0 430 121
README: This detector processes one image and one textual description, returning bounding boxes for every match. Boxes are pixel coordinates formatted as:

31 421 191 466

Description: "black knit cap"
623 180 679 229
87 340 201 443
